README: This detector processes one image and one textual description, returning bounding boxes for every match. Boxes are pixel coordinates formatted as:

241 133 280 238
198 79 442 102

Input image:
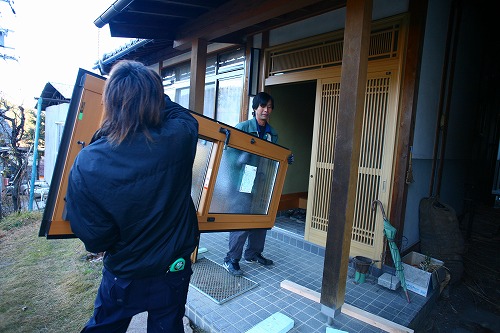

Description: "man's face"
254 100 273 124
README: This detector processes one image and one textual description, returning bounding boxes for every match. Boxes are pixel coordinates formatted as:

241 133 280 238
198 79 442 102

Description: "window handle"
219 127 231 150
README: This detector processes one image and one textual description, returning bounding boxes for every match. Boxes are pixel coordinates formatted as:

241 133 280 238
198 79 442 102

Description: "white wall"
254 0 475 251
253 0 408 48
44 103 69 185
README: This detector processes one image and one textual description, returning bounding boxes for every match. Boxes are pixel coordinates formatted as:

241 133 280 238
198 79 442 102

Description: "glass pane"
218 48 245 73
177 63 191 82
162 62 190 85
206 56 217 76
176 87 190 109
164 87 176 102
191 139 214 209
162 68 175 87
216 76 243 126
209 146 279 215
204 82 215 118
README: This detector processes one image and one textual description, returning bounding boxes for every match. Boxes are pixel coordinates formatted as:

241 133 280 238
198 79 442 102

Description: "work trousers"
226 228 267 261
81 262 192 333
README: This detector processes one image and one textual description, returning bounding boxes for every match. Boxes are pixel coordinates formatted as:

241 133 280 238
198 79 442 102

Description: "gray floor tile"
185 219 434 332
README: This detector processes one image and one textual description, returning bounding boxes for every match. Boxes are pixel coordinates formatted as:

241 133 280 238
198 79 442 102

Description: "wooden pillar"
189 38 207 113
320 0 372 321
188 38 207 262
389 0 428 254
259 31 269 93
242 36 253 121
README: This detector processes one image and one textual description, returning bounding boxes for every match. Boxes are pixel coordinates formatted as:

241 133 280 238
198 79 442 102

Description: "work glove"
287 153 294 165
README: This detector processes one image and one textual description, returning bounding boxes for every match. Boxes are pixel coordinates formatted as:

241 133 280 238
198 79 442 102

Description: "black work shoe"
245 253 273 266
223 259 243 276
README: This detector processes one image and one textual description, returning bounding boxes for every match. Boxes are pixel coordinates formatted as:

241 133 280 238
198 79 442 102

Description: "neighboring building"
44 103 69 185
91 0 498 314
37 82 72 185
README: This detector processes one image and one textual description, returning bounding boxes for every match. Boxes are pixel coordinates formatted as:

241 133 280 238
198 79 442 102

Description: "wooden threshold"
280 280 414 333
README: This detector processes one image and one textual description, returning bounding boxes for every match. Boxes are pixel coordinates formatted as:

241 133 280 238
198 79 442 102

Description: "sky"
0 0 132 106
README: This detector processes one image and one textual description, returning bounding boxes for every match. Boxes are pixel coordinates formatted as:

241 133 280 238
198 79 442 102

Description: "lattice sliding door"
305 69 399 262
350 70 398 260
305 78 341 245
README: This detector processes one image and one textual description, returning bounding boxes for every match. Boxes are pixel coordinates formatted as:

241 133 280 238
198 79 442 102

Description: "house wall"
403 0 451 249
44 103 69 185
403 0 481 249
266 0 408 47
130 0 485 251
258 0 481 250
252 0 411 198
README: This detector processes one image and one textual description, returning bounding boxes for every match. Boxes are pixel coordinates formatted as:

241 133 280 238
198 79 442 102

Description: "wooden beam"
173 0 328 50
280 280 414 333
342 304 414 333
388 0 429 259
189 38 207 113
320 0 372 318
281 280 320 302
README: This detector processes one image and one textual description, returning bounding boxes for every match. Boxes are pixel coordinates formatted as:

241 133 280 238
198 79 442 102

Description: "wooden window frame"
39 69 290 238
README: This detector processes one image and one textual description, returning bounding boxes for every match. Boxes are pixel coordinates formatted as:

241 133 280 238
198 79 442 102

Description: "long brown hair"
100 60 165 145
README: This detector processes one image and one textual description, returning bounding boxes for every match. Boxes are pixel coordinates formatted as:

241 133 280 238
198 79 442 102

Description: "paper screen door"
39 68 290 238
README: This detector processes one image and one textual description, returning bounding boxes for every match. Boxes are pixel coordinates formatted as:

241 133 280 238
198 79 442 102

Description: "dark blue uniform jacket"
66 98 199 279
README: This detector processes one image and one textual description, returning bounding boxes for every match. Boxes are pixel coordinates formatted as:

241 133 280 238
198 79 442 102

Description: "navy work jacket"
235 118 278 143
66 97 199 279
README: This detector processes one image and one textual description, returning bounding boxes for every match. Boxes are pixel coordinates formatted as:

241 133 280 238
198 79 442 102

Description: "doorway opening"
267 81 317 237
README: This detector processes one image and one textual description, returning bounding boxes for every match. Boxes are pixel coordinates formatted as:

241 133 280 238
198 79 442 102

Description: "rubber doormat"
190 257 258 304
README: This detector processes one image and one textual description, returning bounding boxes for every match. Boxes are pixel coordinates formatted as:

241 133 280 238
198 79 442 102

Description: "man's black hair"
252 92 274 110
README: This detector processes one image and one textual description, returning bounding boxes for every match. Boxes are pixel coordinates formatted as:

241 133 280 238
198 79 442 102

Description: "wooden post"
189 38 207 113
259 31 269 94
320 0 372 321
389 0 428 263
242 36 253 121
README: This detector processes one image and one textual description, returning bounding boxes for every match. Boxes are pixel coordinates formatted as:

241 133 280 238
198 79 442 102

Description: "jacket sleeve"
163 95 198 141
66 160 119 253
